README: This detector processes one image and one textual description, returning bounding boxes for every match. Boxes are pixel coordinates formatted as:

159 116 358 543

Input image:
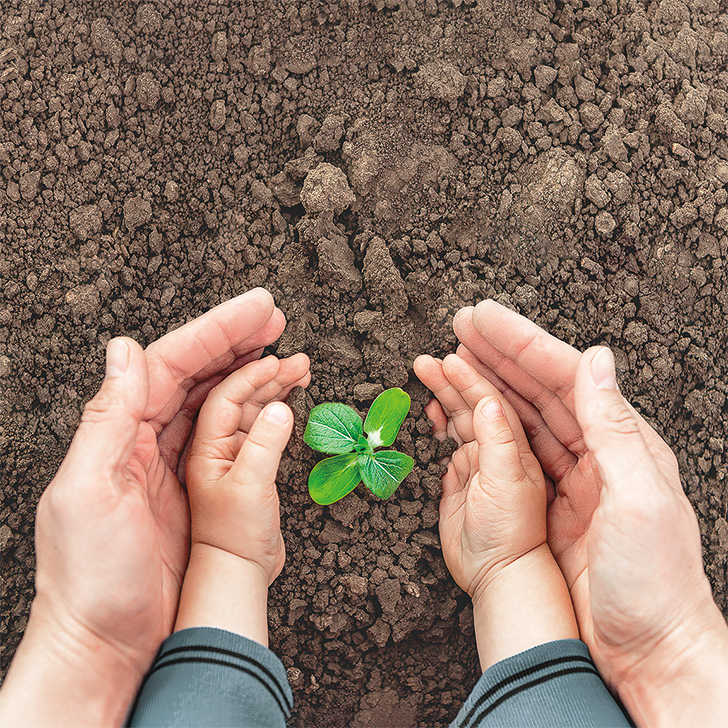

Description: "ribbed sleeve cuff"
126 627 293 727
451 639 633 728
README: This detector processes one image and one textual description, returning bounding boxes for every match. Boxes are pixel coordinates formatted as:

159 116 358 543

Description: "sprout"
303 388 414 505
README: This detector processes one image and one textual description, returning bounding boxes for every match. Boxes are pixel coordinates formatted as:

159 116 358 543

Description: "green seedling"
304 388 415 505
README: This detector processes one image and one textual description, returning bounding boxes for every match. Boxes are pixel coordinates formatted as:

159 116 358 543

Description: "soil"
2 0 728 725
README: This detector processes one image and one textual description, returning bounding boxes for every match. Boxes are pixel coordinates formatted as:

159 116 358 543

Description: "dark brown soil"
2 1 728 725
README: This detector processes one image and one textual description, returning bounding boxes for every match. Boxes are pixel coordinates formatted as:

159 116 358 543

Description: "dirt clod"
301 163 356 216
123 195 152 231
69 205 103 241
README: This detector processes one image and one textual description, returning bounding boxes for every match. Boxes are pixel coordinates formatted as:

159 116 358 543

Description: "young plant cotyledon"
304 388 415 505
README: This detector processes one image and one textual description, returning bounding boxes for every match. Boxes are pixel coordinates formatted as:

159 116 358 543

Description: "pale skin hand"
177 354 310 645
414 353 578 670
0 288 290 727
452 299 728 726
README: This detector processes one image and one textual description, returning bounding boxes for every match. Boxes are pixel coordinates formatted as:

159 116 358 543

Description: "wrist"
0 600 143 726
174 542 270 646
471 544 579 671
615 599 728 727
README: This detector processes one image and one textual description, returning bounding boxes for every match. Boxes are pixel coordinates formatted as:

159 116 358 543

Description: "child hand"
185 353 310 583
414 353 548 596
415 353 577 669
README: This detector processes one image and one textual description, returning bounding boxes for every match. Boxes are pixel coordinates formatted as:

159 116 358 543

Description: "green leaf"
359 450 414 500
354 434 373 454
304 403 363 454
363 388 411 449
308 453 362 505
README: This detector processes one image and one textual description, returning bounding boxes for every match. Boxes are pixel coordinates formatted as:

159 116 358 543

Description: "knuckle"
451 404 471 419
489 421 517 447
81 388 123 422
246 429 277 454
605 402 642 438
585 397 641 445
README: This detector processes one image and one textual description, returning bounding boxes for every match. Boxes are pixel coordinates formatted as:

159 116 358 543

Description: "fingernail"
590 348 618 390
263 402 290 425
106 339 129 378
482 399 502 419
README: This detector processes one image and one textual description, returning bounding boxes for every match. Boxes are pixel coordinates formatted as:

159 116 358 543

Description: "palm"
36 424 189 660
126 289 288 626
546 454 602 638
438 443 477 580
442 438 538 559
94 289 285 644
126 422 190 634
452 301 680 654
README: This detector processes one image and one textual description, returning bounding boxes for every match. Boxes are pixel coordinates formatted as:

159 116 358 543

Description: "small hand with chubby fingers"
185 353 310 582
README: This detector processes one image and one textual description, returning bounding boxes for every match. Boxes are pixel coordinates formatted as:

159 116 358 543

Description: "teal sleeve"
126 627 293 727
451 639 633 728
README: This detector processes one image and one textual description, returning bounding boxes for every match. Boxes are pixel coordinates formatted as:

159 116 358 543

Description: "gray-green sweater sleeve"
451 639 633 728
126 627 293 728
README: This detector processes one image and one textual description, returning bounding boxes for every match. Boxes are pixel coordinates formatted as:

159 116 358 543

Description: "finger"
414 354 470 423
228 402 293 488
278 372 312 404
176 350 311 485
456 344 541 421
544 475 556 505
442 354 528 444
413 355 448 404
442 447 472 499
473 397 530 489
276 353 311 391
443 352 550 489
60 338 149 482
424 399 448 441
235 353 310 434
425 398 455 467
176 419 198 487
274 352 312 400
453 306 586 483
145 288 285 425
458 339 665 481
453 347 578 483
158 347 267 471
574 347 664 499
454 303 587 458
162 347 308 472
187 354 309 481
195 357 281 446
465 301 582 409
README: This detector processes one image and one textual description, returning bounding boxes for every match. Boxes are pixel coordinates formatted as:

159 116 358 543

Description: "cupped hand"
452 300 728 706
32 288 287 676
414 352 579 670
413 353 548 597
185 353 310 584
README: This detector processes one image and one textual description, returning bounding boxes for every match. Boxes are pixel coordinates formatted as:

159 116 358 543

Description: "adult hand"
0 288 288 727
452 300 728 725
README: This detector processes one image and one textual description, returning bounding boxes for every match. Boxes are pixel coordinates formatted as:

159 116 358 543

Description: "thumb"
473 396 530 490
574 346 661 497
63 337 149 477
229 402 293 489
